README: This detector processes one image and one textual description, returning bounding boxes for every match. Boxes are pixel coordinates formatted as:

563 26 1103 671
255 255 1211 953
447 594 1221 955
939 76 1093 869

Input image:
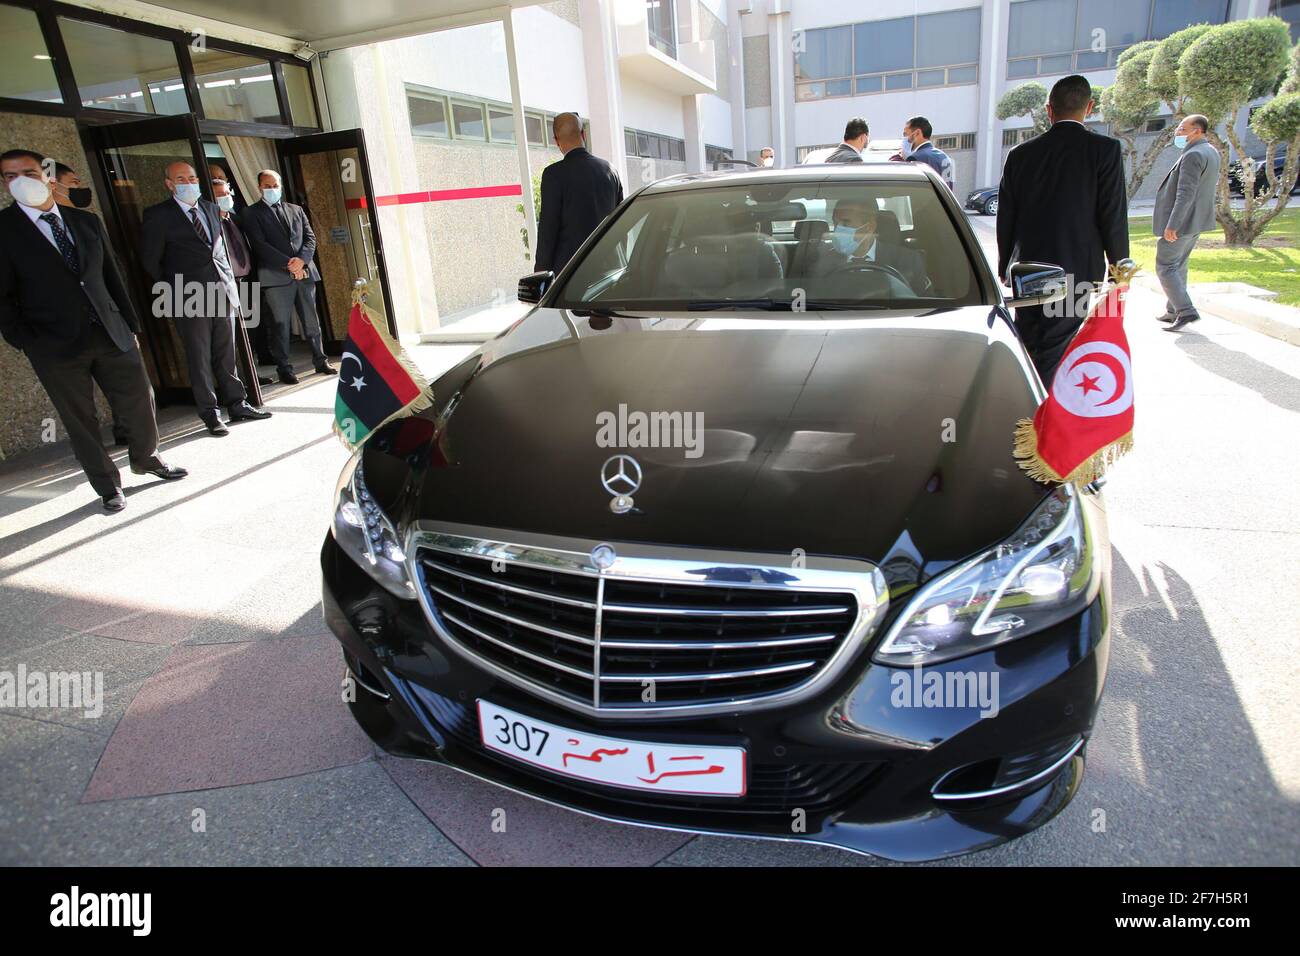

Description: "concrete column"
502 10 536 253
728 0 748 159
767 0 792 166
683 93 706 171
579 0 627 181
975 0 1010 189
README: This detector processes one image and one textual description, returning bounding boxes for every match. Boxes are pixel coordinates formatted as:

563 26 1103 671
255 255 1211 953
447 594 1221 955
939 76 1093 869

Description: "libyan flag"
334 299 432 449
1013 272 1135 486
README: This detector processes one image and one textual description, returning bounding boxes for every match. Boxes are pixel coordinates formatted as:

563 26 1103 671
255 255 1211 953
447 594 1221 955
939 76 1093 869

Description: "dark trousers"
27 326 164 498
175 309 245 416
264 280 327 373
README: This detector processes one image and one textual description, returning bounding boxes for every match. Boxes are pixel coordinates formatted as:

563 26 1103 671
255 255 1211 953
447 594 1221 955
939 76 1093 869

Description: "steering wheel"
830 261 914 292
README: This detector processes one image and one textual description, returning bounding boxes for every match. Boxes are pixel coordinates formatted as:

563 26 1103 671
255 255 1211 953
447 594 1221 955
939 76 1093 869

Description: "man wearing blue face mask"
812 197 927 292
892 117 955 193
1153 114 1220 332
240 169 336 384
141 162 270 435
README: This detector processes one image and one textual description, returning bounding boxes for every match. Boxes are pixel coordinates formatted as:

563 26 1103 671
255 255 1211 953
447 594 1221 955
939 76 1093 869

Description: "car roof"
640 163 939 196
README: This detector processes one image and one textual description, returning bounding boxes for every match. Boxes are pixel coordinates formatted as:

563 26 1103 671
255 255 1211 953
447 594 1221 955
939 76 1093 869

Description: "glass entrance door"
276 129 397 348
83 113 263 406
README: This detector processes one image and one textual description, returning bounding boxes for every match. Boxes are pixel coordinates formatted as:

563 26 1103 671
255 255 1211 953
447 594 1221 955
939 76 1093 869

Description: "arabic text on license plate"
476 700 747 797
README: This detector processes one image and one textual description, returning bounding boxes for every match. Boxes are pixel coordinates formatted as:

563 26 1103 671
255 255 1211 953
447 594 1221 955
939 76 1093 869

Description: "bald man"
140 161 270 434
534 112 623 274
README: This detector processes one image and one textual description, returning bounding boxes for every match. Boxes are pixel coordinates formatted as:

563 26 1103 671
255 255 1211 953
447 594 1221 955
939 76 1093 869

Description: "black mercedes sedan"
322 164 1110 862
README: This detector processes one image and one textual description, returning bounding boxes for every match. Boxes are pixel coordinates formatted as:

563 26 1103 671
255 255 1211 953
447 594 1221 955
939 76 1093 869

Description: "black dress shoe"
1164 313 1201 332
278 369 300 385
1157 311 1177 323
102 490 126 512
315 362 338 375
257 375 275 386
228 401 272 421
200 414 230 436
130 462 189 480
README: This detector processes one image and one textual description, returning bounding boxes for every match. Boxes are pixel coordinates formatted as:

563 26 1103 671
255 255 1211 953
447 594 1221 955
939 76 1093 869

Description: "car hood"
368 307 1048 589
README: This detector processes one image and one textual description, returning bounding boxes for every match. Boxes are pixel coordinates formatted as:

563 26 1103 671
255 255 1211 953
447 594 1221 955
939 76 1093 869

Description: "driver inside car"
810 197 927 292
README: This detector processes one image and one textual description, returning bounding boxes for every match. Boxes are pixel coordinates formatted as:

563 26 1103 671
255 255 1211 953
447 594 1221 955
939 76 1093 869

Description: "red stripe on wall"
345 183 524 210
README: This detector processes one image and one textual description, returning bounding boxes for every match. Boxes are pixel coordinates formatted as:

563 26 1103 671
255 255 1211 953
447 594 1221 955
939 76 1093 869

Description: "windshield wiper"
686 298 792 311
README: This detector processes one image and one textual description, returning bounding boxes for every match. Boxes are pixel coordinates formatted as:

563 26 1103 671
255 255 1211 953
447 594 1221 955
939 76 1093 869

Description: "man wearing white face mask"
0 148 186 511
759 147 776 169
141 162 271 435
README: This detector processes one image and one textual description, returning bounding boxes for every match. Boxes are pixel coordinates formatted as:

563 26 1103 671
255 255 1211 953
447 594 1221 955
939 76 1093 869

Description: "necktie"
189 207 210 244
273 202 291 234
40 212 79 273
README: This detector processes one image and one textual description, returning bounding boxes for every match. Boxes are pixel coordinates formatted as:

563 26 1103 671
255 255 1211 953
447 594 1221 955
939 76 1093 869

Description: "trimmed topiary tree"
996 82 1050 137
1178 16 1292 245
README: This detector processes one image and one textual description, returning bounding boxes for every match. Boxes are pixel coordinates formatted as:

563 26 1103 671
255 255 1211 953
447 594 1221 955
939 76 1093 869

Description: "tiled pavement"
1 226 1298 865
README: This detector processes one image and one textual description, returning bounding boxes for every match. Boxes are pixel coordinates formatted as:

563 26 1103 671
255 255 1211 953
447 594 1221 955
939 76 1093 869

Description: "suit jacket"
823 143 864 164
239 198 321 288
1154 139 1220 237
996 121 1129 284
140 197 240 315
0 203 140 356
535 147 624 273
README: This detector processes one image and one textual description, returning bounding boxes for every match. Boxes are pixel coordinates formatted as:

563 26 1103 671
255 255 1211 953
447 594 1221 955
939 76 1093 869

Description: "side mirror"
1005 261 1068 309
518 270 553 304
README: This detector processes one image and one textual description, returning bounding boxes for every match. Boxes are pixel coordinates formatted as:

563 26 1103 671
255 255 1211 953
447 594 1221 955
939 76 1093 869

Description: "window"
795 25 852 81
488 107 515 144
1002 128 1036 147
0 4 61 103
625 127 686 163
190 48 280 123
705 144 733 168
59 17 187 114
1158 0 1231 39
525 111 546 147
554 182 982 309
853 18 911 75
796 9 980 101
408 91 449 137
452 101 486 140
935 133 977 151
282 61 318 127
647 0 676 58
1008 0 1228 77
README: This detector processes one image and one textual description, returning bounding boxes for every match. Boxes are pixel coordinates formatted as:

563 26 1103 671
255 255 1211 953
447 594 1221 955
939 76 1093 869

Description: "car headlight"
873 487 1099 665
331 452 415 599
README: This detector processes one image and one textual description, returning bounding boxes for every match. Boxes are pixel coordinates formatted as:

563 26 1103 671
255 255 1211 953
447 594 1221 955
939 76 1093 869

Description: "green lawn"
1128 207 1300 305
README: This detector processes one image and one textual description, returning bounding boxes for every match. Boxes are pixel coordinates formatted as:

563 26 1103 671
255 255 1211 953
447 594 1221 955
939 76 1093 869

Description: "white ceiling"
141 0 548 48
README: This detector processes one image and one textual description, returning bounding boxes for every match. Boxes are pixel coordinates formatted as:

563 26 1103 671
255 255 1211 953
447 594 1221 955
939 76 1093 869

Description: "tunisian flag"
1013 277 1135 486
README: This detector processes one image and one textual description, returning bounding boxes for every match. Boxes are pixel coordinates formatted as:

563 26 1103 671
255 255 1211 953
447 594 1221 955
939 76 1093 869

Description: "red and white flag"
1014 276 1135 486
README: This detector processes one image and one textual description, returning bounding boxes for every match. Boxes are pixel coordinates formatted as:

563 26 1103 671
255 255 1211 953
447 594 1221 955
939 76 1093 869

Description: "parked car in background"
965 185 999 215
1229 150 1300 197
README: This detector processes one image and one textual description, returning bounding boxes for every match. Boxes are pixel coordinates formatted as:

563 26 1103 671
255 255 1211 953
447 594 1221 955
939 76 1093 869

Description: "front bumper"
322 534 1109 862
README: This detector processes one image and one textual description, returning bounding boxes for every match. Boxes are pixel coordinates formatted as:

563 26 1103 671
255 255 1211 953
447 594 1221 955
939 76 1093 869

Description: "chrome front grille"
409 523 889 719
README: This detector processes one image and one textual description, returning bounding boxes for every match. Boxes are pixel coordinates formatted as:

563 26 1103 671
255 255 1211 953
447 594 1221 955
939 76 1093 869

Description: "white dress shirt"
19 201 74 251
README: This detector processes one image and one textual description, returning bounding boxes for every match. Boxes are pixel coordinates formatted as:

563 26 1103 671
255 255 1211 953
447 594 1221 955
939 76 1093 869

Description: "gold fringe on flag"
332 280 434 448
1012 417 1134 487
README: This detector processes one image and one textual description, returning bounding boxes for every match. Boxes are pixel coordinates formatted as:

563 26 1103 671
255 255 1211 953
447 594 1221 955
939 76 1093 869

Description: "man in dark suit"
240 169 336 385
810 198 928 292
534 113 623 275
141 162 270 436
997 74 1129 382
0 148 186 511
822 118 869 165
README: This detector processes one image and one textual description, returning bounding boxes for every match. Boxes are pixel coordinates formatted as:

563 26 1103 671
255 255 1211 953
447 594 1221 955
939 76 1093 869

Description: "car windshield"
553 179 985 312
